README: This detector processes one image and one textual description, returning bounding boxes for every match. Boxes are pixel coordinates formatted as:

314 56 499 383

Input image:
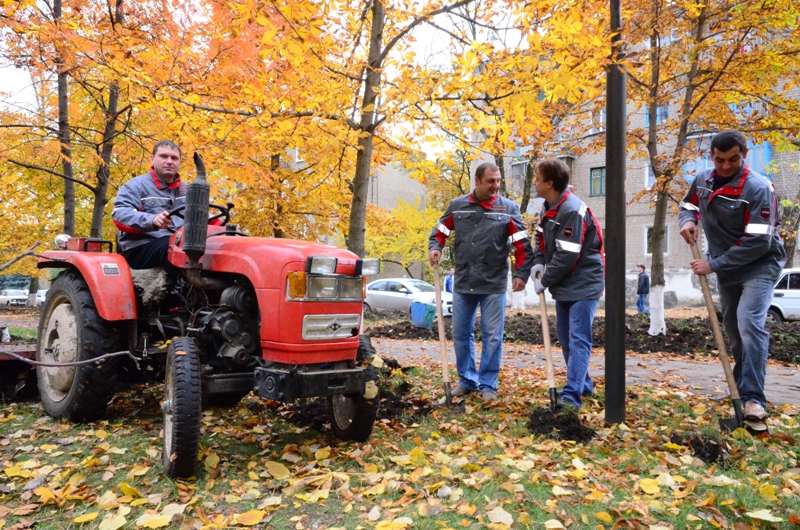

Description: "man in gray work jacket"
679 130 785 424
112 140 186 270
428 162 534 402
531 158 605 410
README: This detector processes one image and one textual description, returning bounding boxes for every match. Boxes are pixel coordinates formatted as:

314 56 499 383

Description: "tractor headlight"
358 258 380 275
307 256 337 274
339 277 363 299
307 276 338 299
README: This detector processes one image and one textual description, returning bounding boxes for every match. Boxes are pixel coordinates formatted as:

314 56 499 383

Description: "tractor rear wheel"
37 271 122 421
162 337 202 478
328 336 380 442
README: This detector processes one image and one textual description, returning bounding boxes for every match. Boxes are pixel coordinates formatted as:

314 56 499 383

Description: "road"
372 337 800 406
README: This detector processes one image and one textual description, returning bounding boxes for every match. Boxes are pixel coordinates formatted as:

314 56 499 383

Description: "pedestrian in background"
428 162 534 402
636 265 650 315
531 158 605 410
679 129 784 423
443 268 455 293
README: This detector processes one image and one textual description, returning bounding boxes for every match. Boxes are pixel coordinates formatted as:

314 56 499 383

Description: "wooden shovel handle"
537 273 556 389
690 243 740 401
433 267 451 385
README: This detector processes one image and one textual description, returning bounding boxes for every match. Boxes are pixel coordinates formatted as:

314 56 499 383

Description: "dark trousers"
123 236 172 269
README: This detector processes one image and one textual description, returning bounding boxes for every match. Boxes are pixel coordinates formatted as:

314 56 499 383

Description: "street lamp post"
605 0 627 425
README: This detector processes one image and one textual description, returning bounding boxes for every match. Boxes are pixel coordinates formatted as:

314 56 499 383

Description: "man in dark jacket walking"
636 265 650 314
429 162 534 402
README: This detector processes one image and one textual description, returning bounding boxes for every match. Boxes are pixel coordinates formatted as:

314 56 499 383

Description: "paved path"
372 337 800 406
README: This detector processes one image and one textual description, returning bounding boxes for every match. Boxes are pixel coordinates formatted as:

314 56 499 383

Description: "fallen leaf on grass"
544 519 565 529
264 461 290 479
233 510 266 526
98 515 126 530
73 512 99 523
486 507 513 525
746 509 783 522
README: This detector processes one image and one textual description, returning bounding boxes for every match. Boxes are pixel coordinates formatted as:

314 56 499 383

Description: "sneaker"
744 401 767 421
450 384 475 397
481 391 498 402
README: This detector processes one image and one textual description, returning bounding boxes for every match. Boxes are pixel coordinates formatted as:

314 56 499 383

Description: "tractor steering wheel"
166 203 230 233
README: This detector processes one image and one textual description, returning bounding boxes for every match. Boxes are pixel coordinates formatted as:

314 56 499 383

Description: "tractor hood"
169 228 361 290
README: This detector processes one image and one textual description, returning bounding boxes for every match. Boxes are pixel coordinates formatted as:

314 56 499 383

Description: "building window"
590 108 606 134
590 167 605 196
644 103 669 127
645 164 656 189
646 226 669 256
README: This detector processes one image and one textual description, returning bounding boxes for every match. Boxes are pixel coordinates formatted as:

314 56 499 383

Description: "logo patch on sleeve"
760 207 770 221
563 227 573 238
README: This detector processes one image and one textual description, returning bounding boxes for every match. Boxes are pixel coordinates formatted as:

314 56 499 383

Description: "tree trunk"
54 0 74 236
346 0 384 258
648 190 669 335
271 154 284 238
91 82 120 237
495 153 506 196
519 155 536 215
90 0 124 238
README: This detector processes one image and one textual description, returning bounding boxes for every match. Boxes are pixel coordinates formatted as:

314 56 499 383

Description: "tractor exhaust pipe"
183 152 210 268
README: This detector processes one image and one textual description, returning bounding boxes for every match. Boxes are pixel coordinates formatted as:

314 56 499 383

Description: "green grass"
8 327 36 341
1 357 798 530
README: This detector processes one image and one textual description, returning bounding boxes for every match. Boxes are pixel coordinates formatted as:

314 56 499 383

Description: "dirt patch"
366 312 800 364
526 407 596 442
669 433 729 464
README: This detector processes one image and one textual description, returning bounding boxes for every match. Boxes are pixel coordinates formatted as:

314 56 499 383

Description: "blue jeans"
555 299 599 407
718 277 774 408
636 294 649 314
451 292 506 392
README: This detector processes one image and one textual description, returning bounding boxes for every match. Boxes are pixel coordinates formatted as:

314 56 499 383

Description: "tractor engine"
191 285 259 370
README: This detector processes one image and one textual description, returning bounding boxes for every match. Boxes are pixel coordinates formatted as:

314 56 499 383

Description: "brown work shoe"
744 401 767 421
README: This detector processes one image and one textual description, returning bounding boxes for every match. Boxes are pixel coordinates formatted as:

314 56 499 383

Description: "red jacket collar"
469 192 499 209
150 167 182 190
708 164 749 198
543 189 572 218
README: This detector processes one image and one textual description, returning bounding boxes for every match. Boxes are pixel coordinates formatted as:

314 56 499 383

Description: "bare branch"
0 241 41 272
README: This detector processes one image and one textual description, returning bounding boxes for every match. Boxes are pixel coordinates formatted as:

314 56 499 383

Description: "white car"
768 268 800 323
35 289 48 307
365 278 453 316
0 289 28 307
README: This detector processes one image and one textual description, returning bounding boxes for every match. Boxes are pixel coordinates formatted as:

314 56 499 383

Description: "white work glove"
533 277 545 295
531 263 545 280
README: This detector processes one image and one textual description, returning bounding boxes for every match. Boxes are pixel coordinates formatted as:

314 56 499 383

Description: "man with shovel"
531 158 605 411
679 130 785 425
428 162 534 403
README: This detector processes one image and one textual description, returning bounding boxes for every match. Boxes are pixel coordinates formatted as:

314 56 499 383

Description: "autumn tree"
624 0 800 334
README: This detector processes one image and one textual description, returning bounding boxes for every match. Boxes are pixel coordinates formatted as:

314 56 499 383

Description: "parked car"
365 278 453 316
0 289 28 306
768 268 800 323
35 289 48 307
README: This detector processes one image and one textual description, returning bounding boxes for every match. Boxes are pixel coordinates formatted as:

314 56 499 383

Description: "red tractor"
35 154 381 478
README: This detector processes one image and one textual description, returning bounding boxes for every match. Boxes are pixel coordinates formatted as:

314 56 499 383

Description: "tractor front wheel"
37 271 122 421
162 337 202 478
328 336 380 442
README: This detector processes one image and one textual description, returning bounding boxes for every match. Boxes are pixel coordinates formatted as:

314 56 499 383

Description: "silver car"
365 278 453 316
0 289 28 306
768 268 800 323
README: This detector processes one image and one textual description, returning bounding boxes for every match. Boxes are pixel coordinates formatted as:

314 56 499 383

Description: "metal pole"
604 0 627 425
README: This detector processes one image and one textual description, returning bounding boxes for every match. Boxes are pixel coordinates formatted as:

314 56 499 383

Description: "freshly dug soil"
669 433 728 464
526 407 596 442
366 313 800 364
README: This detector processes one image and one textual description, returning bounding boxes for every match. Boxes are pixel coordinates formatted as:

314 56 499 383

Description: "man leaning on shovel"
678 130 785 425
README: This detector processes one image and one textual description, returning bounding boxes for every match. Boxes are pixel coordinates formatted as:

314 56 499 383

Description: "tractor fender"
38 251 137 321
